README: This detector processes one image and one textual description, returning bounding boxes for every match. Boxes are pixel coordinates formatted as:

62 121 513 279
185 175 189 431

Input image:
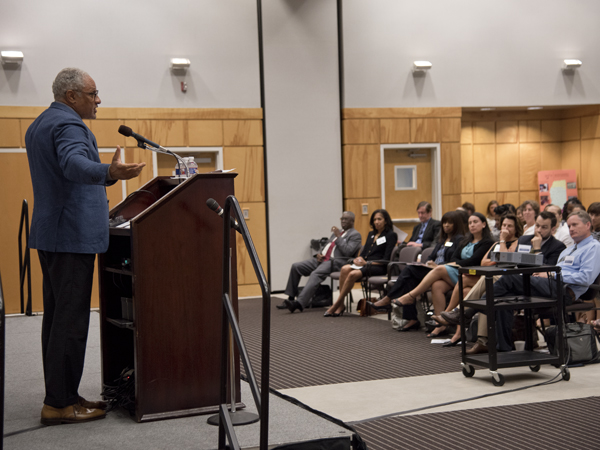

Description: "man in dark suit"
26 68 145 425
516 210 566 265
280 212 362 313
406 201 440 249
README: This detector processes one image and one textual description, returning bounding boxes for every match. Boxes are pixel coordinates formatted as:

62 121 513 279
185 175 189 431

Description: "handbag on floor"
546 322 600 364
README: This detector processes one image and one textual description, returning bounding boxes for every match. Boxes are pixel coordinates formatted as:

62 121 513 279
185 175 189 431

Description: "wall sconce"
562 59 582 70
1 50 24 65
413 60 432 72
170 58 190 71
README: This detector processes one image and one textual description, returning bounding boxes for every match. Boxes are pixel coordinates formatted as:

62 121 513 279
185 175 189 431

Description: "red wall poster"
537 170 578 209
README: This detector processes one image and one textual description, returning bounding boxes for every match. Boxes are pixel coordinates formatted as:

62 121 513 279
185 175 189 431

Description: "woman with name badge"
367 211 466 331
390 212 495 337
324 209 397 317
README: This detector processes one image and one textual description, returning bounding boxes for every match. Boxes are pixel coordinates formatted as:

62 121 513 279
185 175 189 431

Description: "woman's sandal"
391 292 417 307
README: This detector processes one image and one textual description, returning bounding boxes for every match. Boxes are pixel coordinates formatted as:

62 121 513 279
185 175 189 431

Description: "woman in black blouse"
324 209 397 317
367 211 466 331
391 212 495 335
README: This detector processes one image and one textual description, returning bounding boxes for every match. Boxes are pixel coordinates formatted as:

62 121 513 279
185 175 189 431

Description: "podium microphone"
118 125 165 151
206 198 241 233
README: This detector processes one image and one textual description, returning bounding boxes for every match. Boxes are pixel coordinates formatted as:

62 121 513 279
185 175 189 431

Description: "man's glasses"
76 90 99 100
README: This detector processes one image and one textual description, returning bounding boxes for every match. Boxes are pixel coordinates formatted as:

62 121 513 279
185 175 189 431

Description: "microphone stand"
135 141 189 183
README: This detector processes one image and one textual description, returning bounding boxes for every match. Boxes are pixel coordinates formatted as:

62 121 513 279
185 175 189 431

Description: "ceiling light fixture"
413 61 432 72
1 50 24 65
562 59 582 70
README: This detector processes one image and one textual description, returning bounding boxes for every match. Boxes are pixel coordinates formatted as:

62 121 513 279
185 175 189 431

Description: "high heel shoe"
331 306 346 317
442 338 461 347
324 311 333 317
398 320 420 332
366 300 392 312
427 326 448 338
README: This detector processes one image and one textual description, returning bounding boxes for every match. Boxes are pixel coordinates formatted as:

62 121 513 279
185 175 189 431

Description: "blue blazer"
25 102 116 253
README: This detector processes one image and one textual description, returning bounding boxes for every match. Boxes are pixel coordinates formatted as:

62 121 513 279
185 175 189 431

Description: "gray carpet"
2 313 352 449
239 298 459 390
353 396 600 450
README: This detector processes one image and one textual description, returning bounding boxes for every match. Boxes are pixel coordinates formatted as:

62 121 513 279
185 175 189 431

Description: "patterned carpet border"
353 396 600 450
238 297 460 390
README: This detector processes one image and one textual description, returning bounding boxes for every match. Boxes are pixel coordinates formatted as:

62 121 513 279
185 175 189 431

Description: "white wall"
343 0 600 108
0 0 260 108
262 0 343 290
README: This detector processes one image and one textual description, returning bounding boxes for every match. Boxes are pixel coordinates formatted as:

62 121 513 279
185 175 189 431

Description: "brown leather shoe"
79 396 108 410
41 403 106 426
431 314 449 326
466 342 488 355
440 308 461 326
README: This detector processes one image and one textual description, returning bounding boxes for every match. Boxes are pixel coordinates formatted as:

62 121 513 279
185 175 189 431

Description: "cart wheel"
529 365 540 372
462 365 475 378
561 366 570 381
491 372 505 386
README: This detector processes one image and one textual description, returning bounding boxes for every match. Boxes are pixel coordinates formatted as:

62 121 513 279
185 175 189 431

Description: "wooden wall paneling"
343 145 380 199
188 120 223 146
541 120 562 143
496 192 520 207
473 144 496 193
496 144 519 192
124 146 155 195
0 153 44 313
238 285 262 298
561 118 580 142
496 121 518 143
460 144 474 193
519 121 541 143
0 119 22 147
460 193 475 205
472 121 495 144
581 115 600 140
519 143 541 191
561 141 581 175
344 198 382 243
224 120 263 146
442 194 462 213
236 201 267 286
223 147 265 202
441 143 461 195
540 142 562 171
410 118 440 143
151 120 187 147
343 107 461 120
20 118 35 147
379 119 409 144
519 191 539 204
461 122 472 144
474 193 498 217
580 139 600 189
441 118 461 142
90 120 125 148
343 119 380 144
580 189 600 207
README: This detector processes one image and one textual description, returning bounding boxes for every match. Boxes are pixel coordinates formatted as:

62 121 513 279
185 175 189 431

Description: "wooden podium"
98 174 240 422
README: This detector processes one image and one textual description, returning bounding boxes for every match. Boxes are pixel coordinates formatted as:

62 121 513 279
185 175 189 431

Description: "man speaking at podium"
25 68 145 425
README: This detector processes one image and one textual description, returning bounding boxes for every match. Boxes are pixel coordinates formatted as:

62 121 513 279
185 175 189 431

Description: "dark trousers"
38 250 95 408
387 265 430 321
489 274 564 352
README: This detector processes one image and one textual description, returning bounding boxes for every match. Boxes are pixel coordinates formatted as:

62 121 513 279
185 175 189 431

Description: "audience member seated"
490 203 516 241
486 200 499 238
457 202 476 216
562 198 585 222
520 200 540 235
439 211 566 351
405 201 441 249
544 203 574 247
324 209 397 317
433 213 523 346
390 212 494 337
282 211 362 313
588 202 600 241
366 211 466 331
489 210 600 353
